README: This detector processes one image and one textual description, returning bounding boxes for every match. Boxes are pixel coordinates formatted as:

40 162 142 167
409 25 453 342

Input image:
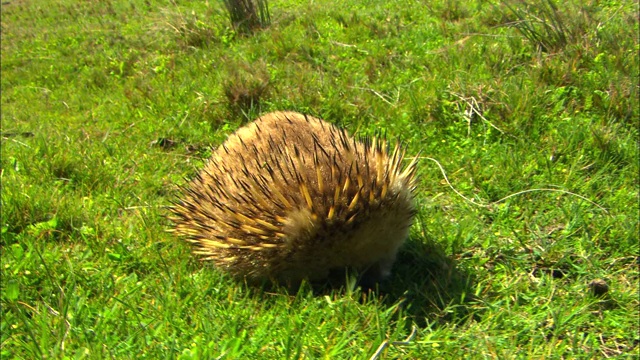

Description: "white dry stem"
351 86 400 107
447 90 508 137
418 156 609 213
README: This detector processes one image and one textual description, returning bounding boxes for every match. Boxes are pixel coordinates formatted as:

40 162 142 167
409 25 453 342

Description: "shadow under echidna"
170 111 419 288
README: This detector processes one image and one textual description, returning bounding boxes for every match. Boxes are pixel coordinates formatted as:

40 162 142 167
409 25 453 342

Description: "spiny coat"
171 111 418 285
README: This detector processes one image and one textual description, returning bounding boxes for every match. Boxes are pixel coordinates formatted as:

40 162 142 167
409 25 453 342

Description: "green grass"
1 0 638 358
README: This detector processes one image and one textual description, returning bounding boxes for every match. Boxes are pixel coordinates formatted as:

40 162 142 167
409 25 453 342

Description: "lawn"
1 0 638 358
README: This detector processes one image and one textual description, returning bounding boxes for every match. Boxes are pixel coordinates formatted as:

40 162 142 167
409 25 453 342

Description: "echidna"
171 111 418 285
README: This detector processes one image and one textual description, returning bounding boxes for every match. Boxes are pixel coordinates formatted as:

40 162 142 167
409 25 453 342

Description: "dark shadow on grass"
376 236 480 328
273 235 481 328
209 234 480 329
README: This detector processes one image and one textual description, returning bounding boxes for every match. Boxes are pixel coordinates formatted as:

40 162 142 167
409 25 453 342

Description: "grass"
1 0 638 358
223 0 271 34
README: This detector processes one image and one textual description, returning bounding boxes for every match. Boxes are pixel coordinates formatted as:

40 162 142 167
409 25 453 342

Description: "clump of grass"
426 0 470 22
222 0 270 34
223 59 271 119
502 0 584 52
158 7 231 48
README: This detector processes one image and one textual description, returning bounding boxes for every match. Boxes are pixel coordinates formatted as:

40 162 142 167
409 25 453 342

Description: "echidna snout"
171 111 418 285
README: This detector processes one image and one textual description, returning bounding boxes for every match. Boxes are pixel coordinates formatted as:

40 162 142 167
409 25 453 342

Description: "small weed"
502 0 589 53
222 0 270 34
158 6 232 48
223 59 271 120
426 0 470 22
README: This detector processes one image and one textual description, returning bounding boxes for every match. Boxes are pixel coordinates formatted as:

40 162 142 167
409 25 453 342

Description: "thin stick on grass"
418 156 609 213
448 90 509 136
350 86 398 107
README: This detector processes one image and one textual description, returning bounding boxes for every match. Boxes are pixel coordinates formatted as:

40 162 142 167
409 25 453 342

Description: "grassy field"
1 0 638 358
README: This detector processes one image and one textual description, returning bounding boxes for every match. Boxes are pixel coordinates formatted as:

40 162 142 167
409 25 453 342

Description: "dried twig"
448 90 508 136
351 86 399 107
417 156 609 213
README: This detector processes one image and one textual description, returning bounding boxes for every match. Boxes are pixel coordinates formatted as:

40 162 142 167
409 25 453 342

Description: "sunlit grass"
2 0 638 358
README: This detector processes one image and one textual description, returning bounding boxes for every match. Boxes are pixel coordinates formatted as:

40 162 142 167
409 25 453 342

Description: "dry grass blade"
420 156 609 213
369 326 418 360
